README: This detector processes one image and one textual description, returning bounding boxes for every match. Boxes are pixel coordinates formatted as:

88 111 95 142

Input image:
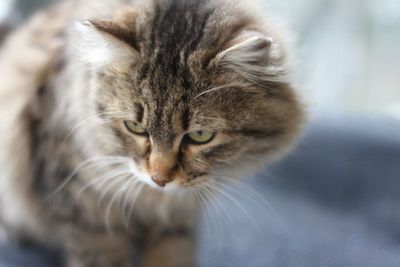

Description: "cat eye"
124 121 147 136
186 130 215 145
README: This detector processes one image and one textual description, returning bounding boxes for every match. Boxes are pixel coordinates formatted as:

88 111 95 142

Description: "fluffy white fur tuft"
72 20 136 69
216 31 287 84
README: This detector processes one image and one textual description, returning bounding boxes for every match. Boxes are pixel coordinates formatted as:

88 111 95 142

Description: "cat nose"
151 175 172 187
148 149 176 187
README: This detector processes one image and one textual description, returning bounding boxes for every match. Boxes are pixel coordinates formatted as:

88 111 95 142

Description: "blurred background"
1 0 399 117
0 1 400 267
265 0 400 117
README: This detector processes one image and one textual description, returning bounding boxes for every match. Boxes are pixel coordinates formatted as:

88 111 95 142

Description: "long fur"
0 0 304 266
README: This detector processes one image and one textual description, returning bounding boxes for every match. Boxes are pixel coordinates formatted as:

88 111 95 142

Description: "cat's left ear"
73 10 138 68
218 30 272 65
214 30 286 83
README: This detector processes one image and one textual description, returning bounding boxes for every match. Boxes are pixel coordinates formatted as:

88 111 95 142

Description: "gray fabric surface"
199 115 400 267
1 115 400 267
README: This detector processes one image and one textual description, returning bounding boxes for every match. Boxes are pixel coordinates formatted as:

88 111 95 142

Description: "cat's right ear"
72 17 138 68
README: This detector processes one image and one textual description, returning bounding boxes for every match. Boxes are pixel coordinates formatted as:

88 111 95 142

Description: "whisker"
48 156 127 197
96 174 129 209
126 183 145 226
122 178 142 227
191 188 213 240
104 174 132 232
209 179 257 227
192 82 244 101
215 175 289 235
77 167 130 199
202 183 234 225
197 185 229 255
62 111 120 144
78 165 127 195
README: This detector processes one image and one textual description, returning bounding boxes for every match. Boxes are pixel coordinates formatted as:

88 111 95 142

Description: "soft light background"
264 0 400 119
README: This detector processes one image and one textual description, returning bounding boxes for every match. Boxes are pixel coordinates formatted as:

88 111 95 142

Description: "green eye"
124 121 147 135
187 130 215 144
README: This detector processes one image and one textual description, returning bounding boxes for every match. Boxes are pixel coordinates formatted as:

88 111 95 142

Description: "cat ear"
215 30 286 84
72 17 138 68
218 30 272 65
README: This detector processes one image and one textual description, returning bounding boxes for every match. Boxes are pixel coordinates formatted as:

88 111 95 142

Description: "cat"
0 0 304 266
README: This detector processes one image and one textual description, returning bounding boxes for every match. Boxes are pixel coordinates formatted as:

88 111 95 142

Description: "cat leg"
141 230 196 267
64 231 134 267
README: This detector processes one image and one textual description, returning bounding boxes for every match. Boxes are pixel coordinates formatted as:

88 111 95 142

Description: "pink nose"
151 175 172 187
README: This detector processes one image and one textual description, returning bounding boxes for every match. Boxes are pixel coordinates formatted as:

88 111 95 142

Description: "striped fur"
0 0 304 266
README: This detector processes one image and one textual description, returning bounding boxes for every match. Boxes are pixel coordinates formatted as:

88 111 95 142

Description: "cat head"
71 0 304 191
